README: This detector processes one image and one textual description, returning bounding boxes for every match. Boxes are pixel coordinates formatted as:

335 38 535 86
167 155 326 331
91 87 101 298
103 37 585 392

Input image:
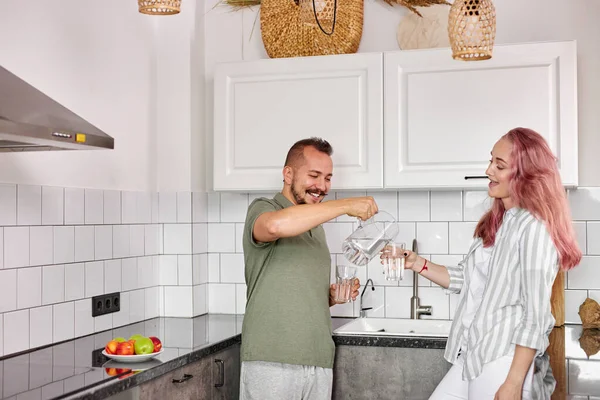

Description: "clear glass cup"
335 265 357 303
341 210 399 267
381 242 406 281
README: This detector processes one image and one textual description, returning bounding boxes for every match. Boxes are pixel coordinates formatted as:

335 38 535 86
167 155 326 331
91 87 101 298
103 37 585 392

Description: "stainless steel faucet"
411 239 432 319
359 278 375 318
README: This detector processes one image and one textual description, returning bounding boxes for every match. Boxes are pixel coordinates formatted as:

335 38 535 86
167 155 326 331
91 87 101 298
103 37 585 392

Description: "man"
240 137 378 399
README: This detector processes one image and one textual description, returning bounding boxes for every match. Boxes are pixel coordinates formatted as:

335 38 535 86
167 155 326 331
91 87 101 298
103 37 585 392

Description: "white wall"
0 0 157 191
204 0 600 187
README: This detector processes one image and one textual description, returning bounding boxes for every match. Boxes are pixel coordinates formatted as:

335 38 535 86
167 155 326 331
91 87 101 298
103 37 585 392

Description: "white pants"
429 354 534 400
240 361 333 400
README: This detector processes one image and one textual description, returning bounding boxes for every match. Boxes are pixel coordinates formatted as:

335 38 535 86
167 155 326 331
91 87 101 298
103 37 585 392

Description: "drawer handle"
215 359 225 388
172 374 193 384
464 176 488 180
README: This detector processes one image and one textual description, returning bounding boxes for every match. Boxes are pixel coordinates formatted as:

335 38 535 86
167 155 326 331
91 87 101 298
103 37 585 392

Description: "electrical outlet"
91 292 121 317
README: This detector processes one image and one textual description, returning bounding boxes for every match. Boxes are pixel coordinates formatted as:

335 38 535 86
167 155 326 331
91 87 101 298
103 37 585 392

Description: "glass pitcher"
341 210 399 267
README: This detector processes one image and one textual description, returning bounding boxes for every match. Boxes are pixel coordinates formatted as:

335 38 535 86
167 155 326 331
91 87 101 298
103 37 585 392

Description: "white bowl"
102 348 164 363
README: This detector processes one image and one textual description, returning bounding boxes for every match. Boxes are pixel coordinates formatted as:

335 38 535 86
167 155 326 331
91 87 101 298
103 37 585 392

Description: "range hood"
0 66 114 152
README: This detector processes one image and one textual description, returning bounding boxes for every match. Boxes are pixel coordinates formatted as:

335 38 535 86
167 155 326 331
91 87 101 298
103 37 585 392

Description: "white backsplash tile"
121 191 137 224
587 222 600 255
104 259 122 293
177 192 192 223
137 256 154 289
64 188 85 225
112 225 130 258
565 289 588 324
360 284 385 318
164 224 192 255
384 287 412 318
94 225 112 260
30 226 53 266
568 187 600 221
235 223 244 253
94 314 113 333
417 222 449 254
54 226 75 264
4 226 30 268
194 284 208 316
572 222 587 255
323 222 353 254
431 191 462 222
85 261 104 298
0 269 17 313
178 255 193 286
398 191 430 222
42 186 64 225
145 224 160 256
193 254 208 285
151 192 160 224
103 190 121 225
30 305 53 348
449 222 477 254
130 289 146 323
84 189 104 225
65 263 85 301
207 193 221 222
159 255 178 286
367 191 398 221
164 286 193 317
121 258 138 291
0 227 3 269
137 192 153 224
193 223 208 254
220 193 248 223
4 309 30 354
0 183 17 225
192 192 208 223
220 253 244 283
207 223 236 253
568 256 600 289
112 291 130 328
18 267 41 309
159 192 177 223
130 224 146 257
208 284 236 314
418 287 450 320
42 264 65 305
74 226 95 262
208 254 220 283
145 286 160 319
17 185 42 226
53 302 74 343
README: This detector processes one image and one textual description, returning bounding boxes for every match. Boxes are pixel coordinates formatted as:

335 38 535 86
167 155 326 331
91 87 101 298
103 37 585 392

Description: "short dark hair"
284 137 333 168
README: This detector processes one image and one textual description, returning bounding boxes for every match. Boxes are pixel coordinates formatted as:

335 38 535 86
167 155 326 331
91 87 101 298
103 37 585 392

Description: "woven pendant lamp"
138 0 181 15
299 0 338 35
448 0 496 60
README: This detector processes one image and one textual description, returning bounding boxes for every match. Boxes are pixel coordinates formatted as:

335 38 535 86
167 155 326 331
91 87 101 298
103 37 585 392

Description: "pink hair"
474 127 582 270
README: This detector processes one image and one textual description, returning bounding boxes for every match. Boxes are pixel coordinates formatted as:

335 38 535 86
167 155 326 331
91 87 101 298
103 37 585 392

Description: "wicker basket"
448 0 496 61
260 0 364 58
138 0 181 15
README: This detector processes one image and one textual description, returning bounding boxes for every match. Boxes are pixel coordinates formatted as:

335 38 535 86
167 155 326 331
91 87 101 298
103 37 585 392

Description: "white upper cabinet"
383 41 578 189
213 53 384 192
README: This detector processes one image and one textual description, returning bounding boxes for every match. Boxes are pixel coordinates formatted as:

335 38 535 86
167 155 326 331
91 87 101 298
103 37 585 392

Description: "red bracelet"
418 259 428 274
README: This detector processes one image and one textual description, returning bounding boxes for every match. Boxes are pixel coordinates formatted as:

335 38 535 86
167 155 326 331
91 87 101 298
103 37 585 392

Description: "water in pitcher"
342 236 390 267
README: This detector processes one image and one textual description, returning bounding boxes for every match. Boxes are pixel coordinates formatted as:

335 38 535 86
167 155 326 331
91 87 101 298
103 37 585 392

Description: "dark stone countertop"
1 315 598 399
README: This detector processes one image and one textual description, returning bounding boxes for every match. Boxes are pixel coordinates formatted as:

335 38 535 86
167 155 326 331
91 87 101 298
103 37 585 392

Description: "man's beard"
291 181 325 204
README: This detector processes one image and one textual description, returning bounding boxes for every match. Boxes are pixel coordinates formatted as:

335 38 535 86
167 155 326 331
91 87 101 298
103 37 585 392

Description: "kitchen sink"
333 317 452 337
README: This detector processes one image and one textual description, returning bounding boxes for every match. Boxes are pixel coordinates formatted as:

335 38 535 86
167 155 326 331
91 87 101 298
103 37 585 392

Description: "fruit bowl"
102 348 164 363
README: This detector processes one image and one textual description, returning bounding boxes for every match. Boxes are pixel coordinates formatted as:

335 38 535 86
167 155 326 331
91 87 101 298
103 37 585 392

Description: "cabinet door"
384 41 578 189
211 343 241 400
214 53 383 191
137 357 212 400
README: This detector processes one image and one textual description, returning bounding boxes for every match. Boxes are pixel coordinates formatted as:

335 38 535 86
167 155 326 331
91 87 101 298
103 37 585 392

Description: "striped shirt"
444 207 559 380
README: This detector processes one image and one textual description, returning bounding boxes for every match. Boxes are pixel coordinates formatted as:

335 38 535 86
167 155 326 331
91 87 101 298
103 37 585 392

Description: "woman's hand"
381 246 420 271
494 381 521 400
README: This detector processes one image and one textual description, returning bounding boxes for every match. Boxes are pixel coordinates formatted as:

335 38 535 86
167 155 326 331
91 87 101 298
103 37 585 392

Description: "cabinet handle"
172 374 193 384
464 176 488 180
214 359 225 388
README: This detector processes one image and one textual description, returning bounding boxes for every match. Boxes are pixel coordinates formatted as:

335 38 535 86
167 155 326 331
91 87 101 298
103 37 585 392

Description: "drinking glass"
335 265 357 303
381 242 406 281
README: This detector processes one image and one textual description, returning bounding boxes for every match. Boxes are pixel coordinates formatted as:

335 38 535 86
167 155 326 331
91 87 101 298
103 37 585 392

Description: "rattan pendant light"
448 0 496 60
138 0 181 15
299 0 338 35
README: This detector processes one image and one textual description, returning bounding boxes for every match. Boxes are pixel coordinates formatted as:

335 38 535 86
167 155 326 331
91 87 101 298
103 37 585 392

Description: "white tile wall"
0 185 207 359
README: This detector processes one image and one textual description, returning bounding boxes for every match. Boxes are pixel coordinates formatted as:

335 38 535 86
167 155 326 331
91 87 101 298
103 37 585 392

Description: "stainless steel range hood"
0 66 114 152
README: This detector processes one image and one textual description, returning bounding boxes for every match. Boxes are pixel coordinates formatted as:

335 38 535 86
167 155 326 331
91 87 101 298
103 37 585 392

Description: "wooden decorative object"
551 270 565 327
260 0 363 58
138 0 181 15
447 0 496 60
579 297 600 329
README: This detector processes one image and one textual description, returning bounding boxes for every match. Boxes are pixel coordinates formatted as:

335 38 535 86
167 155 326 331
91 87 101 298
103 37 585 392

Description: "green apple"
134 337 154 355
113 337 127 343
129 334 144 341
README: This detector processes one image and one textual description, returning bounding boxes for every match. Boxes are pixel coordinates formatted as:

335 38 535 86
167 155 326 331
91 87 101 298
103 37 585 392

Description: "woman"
392 128 581 399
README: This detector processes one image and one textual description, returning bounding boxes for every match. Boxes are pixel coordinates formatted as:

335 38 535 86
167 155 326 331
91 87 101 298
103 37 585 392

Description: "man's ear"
283 166 294 185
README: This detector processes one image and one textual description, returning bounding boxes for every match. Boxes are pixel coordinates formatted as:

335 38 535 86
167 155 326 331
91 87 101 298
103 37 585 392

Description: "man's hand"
342 197 378 221
329 278 361 307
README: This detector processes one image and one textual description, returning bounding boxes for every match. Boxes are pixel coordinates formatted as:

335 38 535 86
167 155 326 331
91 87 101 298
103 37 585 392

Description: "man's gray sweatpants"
240 361 333 400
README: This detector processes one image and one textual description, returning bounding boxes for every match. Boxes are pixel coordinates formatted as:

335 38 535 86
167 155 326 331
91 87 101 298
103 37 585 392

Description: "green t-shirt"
241 193 335 369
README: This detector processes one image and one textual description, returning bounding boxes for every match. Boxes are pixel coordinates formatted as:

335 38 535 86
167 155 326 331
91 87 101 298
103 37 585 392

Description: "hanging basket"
138 0 181 15
448 0 496 61
260 0 364 58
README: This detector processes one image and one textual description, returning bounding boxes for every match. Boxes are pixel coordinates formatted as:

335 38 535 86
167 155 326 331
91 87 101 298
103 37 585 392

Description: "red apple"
116 341 134 356
149 336 162 353
105 340 119 355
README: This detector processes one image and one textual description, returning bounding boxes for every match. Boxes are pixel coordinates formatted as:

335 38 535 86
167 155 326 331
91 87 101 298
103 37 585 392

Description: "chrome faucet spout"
360 278 375 318
411 239 432 319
